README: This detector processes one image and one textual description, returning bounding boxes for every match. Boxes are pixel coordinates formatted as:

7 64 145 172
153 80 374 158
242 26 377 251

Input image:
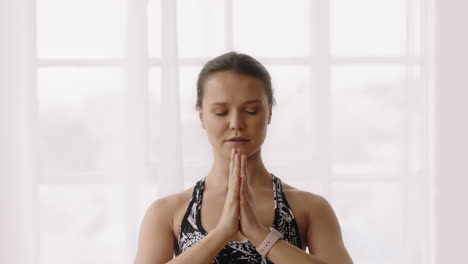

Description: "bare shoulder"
281 181 353 263
145 185 195 227
148 187 193 213
278 181 329 249
134 186 195 263
280 181 327 214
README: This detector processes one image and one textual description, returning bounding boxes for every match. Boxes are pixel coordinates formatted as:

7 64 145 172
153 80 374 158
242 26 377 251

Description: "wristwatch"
256 227 284 257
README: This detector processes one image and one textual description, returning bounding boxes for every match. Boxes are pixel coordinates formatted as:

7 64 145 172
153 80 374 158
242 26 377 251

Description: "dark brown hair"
195 51 277 110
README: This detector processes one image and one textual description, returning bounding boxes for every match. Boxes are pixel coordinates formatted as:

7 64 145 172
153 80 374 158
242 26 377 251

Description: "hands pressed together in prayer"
215 148 270 246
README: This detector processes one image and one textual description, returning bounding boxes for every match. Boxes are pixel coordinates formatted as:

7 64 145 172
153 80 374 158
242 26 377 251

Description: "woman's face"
198 70 272 159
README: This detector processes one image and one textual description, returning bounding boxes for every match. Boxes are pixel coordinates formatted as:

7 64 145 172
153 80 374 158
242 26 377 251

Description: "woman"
134 52 353 264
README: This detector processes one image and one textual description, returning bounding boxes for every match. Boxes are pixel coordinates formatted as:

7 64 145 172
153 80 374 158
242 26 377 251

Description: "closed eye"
215 111 258 116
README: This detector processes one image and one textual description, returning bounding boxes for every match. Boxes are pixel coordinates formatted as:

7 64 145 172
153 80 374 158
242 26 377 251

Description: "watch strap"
256 227 283 257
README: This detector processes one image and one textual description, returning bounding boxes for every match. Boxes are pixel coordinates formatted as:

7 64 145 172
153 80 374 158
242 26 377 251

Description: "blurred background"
1 0 467 263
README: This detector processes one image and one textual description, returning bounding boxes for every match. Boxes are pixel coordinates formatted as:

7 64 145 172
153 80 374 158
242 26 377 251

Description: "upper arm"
134 198 175 264
306 195 353 264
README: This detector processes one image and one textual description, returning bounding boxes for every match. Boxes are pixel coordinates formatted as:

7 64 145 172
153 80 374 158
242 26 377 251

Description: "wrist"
248 226 270 248
211 227 234 245
255 227 284 257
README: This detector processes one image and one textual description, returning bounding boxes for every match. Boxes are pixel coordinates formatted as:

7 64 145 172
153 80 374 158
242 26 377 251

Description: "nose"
229 110 245 131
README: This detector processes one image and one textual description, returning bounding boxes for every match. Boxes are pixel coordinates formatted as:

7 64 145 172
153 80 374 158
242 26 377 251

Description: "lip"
226 140 250 144
226 137 250 144
227 137 250 141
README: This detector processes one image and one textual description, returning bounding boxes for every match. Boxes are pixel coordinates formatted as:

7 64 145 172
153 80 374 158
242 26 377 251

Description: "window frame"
34 0 432 263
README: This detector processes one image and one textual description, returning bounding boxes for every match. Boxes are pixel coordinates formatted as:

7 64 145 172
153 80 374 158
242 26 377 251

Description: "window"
36 0 431 263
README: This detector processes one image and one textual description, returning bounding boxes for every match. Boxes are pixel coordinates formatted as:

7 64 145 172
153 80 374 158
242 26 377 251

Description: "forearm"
166 228 229 264
267 240 326 264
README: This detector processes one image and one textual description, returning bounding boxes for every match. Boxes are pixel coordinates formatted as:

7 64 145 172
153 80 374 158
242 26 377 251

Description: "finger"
233 150 240 192
244 163 253 202
238 150 242 183
240 155 246 179
247 182 254 202
236 151 243 193
229 148 235 185
241 155 247 196
240 154 245 200
230 148 234 172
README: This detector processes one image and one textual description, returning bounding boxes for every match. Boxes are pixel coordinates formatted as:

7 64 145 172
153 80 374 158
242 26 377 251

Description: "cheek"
204 119 226 137
250 116 269 135
252 120 266 131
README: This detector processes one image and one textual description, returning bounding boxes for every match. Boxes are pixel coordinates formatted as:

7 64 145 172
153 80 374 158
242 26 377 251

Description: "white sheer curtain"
2 0 468 264
0 1 37 263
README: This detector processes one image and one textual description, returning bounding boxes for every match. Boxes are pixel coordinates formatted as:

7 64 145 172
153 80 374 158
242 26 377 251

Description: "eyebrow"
210 100 263 106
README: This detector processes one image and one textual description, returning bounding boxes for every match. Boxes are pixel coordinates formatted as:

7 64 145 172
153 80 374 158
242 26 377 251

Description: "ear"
198 109 206 129
268 105 272 124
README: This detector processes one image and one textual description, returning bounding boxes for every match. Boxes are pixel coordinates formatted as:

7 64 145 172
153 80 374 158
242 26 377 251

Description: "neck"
205 148 271 191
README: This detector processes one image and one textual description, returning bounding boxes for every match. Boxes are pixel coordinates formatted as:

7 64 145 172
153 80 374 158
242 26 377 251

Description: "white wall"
435 0 468 263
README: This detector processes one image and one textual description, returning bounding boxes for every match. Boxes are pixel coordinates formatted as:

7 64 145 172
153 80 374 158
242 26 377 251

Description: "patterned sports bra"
176 173 303 263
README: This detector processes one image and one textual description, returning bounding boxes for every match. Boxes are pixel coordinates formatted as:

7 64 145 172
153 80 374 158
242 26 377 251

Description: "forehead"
203 71 267 105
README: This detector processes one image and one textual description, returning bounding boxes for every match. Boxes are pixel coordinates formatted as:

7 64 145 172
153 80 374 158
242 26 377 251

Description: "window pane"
148 0 161 58
409 0 421 56
148 67 161 166
278 177 327 197
331 65 406 175
40 184 128 264
37 0 125 59
406 66 424 173
331 0 406 56
38 67 126 179
179 66 212 166
179 66 202 120
331 182 404 264
233 0 309 56
262 66 313 161
177 0 225 58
